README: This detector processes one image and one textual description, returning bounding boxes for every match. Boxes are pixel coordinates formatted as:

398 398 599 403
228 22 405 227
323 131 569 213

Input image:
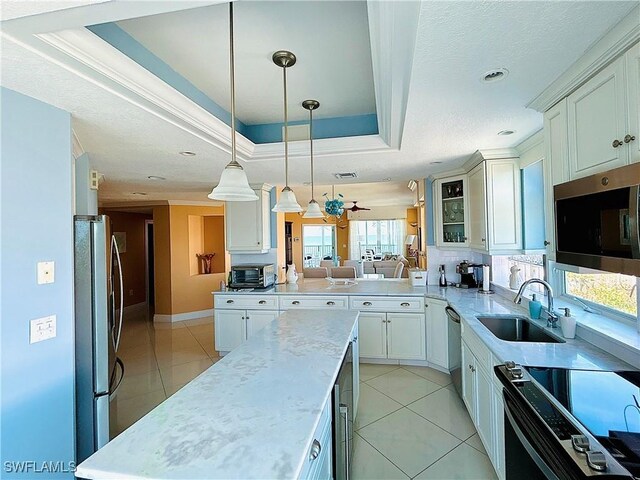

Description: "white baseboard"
153 308 213 323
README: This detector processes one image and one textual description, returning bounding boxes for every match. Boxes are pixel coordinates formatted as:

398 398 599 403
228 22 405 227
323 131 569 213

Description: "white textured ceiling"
116 1 376 124
1 1 637 207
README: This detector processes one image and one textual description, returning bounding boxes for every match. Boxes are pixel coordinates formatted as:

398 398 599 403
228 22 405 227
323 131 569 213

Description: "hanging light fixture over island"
302 99 324 218
208 3 257 202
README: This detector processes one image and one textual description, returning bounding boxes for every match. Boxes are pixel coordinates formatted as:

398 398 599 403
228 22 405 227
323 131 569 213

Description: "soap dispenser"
559 307 576 339
529 294 542 319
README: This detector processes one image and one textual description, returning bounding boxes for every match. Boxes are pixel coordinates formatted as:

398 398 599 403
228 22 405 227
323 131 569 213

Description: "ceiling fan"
345 201 371 212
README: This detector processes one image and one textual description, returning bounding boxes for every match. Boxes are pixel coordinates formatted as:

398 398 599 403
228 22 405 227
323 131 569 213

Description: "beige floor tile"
407 388 476 441
359 363 401 382
114 369 164 401
152 321 188 330
187 323 214 337
184 317 214 327
159 358 213 388
351 433 409 480
358 408 461 478
119 342 156 362
355 384 403 430
414 443 497 480
402 366 452 386
464 433 487 455
164 382 187 398
121 351 158 376
366 369 442 405
118 331 151 350
111 389 166 436
155 341 210 368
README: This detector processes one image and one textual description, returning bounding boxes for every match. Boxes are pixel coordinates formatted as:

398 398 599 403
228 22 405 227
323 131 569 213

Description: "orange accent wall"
284 213 350 269
101 210 152 307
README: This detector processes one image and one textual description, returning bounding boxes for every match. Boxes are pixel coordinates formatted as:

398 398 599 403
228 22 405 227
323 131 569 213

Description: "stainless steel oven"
229 264 275 289
554 163 640 276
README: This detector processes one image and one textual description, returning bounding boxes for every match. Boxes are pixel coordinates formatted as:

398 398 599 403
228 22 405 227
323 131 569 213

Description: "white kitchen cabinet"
476 364 494 459
299 397 332 480
467 163 486 251
425 299 448 370
434 175 470 248
214 310 246 352
492 384 506 480
461 342 476 419
352 325 360 418
225 184 272 253
358 311 426 361
567 57 628 179
626 42 640 164
215 309 277 353
280 295 349 310
387 313 426 360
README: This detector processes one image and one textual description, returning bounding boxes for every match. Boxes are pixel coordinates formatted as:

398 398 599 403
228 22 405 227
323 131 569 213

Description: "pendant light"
302 99 324 218
271 50 303 213
208 3 258 202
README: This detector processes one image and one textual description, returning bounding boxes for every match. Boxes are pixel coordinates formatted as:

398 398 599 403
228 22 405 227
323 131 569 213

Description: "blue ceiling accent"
87 22 378 144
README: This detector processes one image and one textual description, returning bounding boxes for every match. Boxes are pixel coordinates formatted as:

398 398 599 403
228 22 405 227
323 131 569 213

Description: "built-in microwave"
554 163 640 276
229 264 275 289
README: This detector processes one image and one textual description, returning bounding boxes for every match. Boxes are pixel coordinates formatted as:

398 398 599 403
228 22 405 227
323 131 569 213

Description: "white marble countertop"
424 286 633 371
76 309 359 480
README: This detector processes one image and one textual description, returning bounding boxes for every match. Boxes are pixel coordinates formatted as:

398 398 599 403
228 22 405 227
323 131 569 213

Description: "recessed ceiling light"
179 151 196 156
482 68 509 83
132 192 148 196
148 176 166 181
497 130 515 136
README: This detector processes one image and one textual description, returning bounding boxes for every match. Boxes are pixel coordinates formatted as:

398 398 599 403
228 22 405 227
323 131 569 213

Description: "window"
349 220 406 260
492 255 546 295
302 225 335 267
564 271 638 318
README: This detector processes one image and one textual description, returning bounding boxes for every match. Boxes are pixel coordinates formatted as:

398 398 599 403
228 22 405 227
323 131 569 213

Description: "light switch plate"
37 261 54 284
30 315 56 343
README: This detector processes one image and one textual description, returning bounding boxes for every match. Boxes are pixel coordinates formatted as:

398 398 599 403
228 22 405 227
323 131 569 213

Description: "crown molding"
528 6 640 112
99 200 225 208
71 128 85 159
515 130 543 155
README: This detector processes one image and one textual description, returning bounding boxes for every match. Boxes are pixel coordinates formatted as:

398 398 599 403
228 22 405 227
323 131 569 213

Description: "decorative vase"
286 264 298 284
509 265 522 290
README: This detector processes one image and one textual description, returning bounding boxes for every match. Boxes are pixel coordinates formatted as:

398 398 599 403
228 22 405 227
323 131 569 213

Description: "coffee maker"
455 260 480 288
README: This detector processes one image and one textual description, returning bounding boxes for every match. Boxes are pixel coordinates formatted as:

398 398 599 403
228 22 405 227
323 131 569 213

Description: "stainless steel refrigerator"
74 215 124 463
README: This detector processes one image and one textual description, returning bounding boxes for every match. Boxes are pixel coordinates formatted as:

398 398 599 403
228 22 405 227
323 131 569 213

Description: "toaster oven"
229 264 275 289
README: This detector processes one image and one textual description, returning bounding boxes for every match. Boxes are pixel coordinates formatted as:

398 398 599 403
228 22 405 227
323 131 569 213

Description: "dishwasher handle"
445 306 461 324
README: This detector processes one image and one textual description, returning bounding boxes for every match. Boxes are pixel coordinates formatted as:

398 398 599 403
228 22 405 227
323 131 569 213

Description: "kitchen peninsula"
75 309 358 480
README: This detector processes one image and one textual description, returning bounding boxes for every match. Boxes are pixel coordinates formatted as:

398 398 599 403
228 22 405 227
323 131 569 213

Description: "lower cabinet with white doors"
299 395 332 480
461 320 505 480
358 312 426 360
214 309 279 353
425 298 449 370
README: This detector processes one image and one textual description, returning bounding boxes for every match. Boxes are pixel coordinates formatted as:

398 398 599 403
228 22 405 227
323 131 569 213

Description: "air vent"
334 172 358 179
282 124 310 142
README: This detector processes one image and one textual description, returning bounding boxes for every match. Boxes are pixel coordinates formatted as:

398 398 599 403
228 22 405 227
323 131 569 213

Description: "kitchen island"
76 309 359 480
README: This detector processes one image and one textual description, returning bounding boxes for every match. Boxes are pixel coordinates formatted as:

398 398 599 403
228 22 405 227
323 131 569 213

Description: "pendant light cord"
229 3 238 166
283 65 289 187
309 108 314 200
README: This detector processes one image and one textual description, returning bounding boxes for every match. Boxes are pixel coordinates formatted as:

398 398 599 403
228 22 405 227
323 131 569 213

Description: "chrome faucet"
513 278 559 328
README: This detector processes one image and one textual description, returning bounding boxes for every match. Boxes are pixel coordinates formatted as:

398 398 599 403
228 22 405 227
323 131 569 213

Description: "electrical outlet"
37 261 55 284
129 289 134 296
30 315 56 343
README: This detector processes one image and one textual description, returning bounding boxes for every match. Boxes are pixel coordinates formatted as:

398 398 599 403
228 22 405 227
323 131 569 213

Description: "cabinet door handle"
309 439 321 461
612 139 623 148
241 316 245 320
226 299 234 304
363 301 373 306
624 134 636 143
292 300 300 305
481 238 486 242
544 240 551 246
400 302 410 307
327 301 336 306
387 319 392 323
258 300 267 305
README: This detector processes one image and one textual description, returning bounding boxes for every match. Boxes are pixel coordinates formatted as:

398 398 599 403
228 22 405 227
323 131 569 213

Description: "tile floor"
110 307 220 436
112 309 497 479
352 364 498 480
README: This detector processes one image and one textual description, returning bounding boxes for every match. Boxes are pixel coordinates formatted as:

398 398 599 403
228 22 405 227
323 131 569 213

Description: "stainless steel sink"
476 315 565 343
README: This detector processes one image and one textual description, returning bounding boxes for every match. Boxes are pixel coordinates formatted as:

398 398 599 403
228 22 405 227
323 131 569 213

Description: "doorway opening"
145 220 155 314
285 221 293 266
302 224 336 267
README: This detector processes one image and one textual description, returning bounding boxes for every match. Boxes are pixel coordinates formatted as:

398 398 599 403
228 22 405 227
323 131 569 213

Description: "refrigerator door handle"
111 235 124 352
109 357 125 395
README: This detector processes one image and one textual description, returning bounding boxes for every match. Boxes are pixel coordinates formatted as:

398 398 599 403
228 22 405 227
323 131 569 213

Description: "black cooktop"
526 367 640 476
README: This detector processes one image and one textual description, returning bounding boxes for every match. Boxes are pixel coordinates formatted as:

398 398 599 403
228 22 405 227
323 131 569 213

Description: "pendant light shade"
208 3 257 202
272 50 303 213
302 99 324 219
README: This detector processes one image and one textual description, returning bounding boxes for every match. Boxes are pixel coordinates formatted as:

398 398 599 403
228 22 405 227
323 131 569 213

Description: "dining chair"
330 266 357 279
393 263 405 278
319 260 334 269
343 260 364 278
304 267 329 278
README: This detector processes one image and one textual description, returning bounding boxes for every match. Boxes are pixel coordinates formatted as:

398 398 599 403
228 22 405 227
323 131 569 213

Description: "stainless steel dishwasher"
446 306 462 398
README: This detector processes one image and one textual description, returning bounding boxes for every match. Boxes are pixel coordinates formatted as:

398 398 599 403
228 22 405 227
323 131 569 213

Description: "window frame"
554 263 638 327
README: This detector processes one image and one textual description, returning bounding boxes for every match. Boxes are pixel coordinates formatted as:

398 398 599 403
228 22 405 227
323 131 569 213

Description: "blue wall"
521 161 546 250
1 88 75 478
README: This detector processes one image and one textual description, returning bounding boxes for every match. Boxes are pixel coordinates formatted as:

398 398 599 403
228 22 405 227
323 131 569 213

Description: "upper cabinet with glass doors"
434 175 469 248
